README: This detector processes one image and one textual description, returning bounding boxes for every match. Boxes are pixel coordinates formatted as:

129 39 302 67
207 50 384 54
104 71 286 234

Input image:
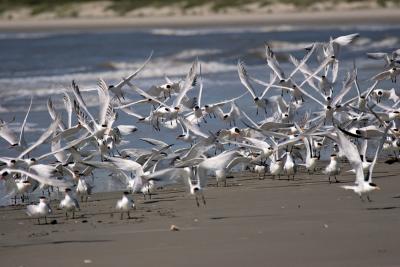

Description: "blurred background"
0 0 399 19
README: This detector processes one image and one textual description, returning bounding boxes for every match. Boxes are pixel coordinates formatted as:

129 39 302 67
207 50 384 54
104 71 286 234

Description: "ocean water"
0 24 399 198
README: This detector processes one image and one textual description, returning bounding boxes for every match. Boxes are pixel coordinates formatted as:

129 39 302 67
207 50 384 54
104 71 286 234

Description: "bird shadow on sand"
210 213 274 221
142 199 179 204
366 206 400 211
1 239 112 249
254 179 352 190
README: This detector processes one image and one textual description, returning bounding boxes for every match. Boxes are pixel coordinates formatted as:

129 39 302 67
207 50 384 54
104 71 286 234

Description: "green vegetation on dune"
0 0 399 16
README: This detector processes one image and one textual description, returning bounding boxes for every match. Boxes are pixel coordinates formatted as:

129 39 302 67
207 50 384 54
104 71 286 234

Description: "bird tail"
26 205 36 216
340 185 355 190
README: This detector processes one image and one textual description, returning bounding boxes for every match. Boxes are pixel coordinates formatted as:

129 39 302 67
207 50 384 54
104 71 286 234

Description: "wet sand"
0 161 400 266
0 9 400 33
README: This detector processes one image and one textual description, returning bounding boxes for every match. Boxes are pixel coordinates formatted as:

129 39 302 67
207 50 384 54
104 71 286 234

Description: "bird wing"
19 97 33 147
179 117 209 139
106 157 143 174
18 116 61 159
332 69 356 106
367 52 388 60
287 43 316 79
335 129 364 185
260 73 278 99
265 44 285 80
47 98 65 130
97 79 111 126
71 80 97 123
205 92 248 108
371 70 390 81
173 58 198 108
146 168 188 185
63 92 73 128
0 119 18 146
114 51 153 89
388 88 399 102
198 63 203 108
237 60 257 99
366 123 391 183
4 168 71 188
331 33 359 56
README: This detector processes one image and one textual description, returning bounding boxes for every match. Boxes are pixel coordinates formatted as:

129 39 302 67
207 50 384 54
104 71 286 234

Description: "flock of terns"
0 32 400 224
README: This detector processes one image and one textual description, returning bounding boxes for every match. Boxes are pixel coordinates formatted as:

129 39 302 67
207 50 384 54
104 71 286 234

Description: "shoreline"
0 9 400 33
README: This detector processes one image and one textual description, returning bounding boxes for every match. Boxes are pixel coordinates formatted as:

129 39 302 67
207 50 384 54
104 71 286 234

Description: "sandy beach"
0 161 399 267
0 8 400 33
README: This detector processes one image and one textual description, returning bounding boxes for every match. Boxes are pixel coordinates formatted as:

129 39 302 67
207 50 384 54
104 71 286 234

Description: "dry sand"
0 161 400 266
0 9 400 33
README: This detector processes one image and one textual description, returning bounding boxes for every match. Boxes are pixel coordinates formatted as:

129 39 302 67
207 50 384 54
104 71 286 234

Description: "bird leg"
44 216 48 224
65 212 69 219
120 212 123 220
328 176 331 184
127 211 131 219
202 195 206 206
72 210 75 219
367 195 372 202
195 196 200 207
334 176 340 183
37 218 41 225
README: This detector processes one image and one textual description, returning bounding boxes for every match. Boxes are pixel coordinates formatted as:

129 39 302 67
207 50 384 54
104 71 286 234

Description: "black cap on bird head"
369 182 378 187
65 188 71 192
194 105 200 110
123 191 130 195
234 128 240 133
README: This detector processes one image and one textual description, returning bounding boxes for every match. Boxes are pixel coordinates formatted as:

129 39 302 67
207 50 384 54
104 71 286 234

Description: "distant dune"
0 0 400 32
